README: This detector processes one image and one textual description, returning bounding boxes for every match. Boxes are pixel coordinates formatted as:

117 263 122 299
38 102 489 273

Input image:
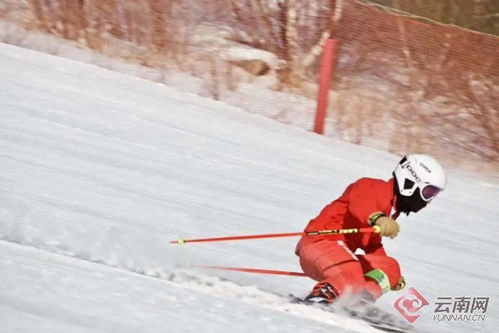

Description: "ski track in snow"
1 42 498 333
0 240 377 333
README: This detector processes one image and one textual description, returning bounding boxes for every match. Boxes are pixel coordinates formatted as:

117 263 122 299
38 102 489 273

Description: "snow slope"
0 42 498 333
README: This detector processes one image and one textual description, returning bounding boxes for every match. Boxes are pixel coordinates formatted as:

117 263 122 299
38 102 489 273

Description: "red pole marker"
313 38 337 135
170 226 380 245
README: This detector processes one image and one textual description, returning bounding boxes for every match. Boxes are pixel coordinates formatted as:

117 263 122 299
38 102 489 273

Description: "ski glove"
374 216 400 239
393 276 406 290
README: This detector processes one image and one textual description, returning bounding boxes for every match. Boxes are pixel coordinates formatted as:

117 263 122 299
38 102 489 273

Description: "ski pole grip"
372 225 381 233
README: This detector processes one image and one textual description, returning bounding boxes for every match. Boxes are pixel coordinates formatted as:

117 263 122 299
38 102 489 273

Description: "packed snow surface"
0 43 498 333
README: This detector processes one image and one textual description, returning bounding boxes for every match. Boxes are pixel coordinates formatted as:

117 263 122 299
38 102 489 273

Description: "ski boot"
303 282 338 304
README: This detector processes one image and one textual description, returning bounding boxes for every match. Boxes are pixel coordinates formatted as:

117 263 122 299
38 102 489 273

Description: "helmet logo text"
419 162 431 173
402 162 422 183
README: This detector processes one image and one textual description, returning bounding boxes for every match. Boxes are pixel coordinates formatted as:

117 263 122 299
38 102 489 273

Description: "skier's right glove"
374 216 400 239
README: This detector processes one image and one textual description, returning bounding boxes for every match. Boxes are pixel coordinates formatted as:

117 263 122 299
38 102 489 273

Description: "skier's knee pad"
364 256 401 292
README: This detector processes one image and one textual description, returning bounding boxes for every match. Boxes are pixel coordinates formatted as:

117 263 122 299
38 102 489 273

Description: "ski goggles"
420 184 441 201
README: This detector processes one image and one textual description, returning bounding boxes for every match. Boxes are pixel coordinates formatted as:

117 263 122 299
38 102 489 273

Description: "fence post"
313 38 337 135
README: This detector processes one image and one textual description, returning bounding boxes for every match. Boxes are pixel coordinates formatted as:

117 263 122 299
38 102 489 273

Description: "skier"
296 154 446 304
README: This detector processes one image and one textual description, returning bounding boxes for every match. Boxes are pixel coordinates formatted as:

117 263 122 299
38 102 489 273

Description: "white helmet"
394 154 446 204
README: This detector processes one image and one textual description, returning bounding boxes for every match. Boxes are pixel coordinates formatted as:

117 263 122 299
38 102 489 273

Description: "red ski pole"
195 265 307 277
170 226 380 245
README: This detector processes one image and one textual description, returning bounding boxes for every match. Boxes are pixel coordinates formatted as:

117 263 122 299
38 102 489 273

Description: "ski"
289 294 417 333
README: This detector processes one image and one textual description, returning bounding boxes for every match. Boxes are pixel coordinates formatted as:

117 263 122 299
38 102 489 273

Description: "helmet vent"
404 179 415 190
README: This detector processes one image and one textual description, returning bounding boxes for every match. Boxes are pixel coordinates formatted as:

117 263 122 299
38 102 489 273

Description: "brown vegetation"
1 0 497 168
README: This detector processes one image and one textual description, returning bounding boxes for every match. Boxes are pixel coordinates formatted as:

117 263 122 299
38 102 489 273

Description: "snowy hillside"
0 43 498 333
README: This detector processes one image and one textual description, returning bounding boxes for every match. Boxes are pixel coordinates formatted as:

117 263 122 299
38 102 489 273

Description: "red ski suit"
296 177 402 299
